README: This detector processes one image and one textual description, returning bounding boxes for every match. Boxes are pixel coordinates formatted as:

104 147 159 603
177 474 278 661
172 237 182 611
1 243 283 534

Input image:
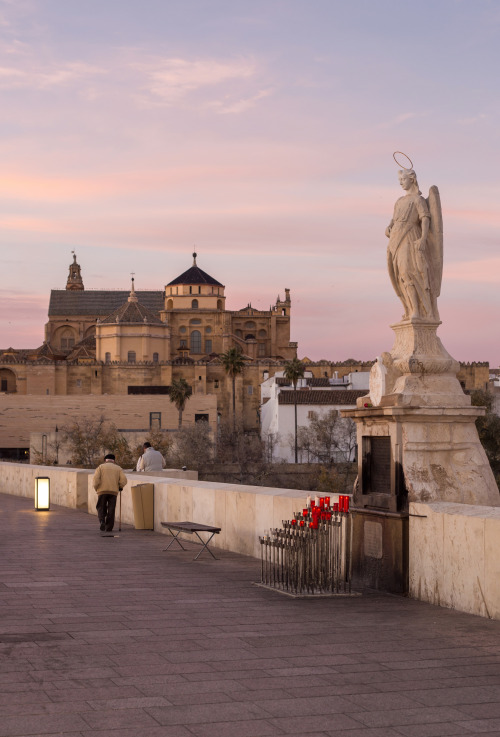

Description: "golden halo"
393 151 413 170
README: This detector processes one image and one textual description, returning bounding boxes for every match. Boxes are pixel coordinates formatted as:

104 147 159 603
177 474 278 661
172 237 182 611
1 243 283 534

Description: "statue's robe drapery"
387 193 437 320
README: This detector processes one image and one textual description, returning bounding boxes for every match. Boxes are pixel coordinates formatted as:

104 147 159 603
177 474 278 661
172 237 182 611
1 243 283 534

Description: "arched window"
191 299 198 309
205 339 212 354
0 368 17 393
127 351 136 363
167 299 173 310
245 334 255 340
59 328 76 350
258 329 267 338
244 321 256 330
190 330 202 353
153 352 159 363
217 299 223 310
105 352 111 363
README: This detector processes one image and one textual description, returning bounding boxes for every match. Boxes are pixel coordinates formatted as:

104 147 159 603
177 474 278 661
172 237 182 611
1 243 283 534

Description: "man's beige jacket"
93 461 127 496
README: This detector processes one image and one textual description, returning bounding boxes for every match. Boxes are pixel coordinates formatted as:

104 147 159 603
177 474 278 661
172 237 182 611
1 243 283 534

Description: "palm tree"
283 357 305 463
220 347 246 432
169 378 191 429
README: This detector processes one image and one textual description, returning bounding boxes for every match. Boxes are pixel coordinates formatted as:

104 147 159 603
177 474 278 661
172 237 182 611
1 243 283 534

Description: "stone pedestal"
346 405 499 509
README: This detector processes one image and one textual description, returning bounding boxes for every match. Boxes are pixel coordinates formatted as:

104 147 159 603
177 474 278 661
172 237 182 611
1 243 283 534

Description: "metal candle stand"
259 496 353 596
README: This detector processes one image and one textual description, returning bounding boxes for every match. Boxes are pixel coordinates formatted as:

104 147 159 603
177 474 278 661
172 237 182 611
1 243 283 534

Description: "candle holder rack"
258 496 354 597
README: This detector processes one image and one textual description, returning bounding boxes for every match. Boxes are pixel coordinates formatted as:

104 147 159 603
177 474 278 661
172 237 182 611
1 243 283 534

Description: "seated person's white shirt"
139 447 165 472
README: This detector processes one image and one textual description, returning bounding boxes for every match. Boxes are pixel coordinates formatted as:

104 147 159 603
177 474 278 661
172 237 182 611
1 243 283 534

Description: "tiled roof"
167 265 224 287
48 290 164 317
308 377 331 387
66 335 96 360
100 299 163 325
278 390 366 405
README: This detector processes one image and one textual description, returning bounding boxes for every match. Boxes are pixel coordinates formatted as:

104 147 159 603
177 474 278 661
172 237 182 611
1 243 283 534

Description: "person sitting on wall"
93 453 127 532
136 442 166 473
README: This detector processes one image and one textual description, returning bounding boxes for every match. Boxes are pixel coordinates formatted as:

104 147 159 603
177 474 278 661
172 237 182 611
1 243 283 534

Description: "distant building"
260 371 369 463
0 252 296 459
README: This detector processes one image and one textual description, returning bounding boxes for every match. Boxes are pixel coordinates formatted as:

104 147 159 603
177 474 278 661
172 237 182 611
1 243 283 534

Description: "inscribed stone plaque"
370 436 391 494
364 521 383 559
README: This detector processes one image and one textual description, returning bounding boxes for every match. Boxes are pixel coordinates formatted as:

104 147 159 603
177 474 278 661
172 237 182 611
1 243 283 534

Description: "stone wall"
0 462 92 509
86 472 310 558
410 501 500 620
0 394 218 449
0 461 310 559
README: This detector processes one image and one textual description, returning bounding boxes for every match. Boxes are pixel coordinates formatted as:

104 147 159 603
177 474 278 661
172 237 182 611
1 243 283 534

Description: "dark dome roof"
167 256 224 288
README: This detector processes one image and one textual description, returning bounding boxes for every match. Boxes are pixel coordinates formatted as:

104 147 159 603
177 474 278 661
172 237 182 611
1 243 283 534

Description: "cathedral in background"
0 253 488 460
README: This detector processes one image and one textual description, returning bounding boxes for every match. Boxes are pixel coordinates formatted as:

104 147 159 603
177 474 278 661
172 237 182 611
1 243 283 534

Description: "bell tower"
66 251 84 291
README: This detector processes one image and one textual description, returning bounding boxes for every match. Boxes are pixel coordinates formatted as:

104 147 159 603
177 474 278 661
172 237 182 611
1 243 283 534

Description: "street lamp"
34 476 50 511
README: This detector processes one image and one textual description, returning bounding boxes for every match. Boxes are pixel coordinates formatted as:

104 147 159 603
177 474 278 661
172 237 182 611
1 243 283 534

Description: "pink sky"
1 1 499 366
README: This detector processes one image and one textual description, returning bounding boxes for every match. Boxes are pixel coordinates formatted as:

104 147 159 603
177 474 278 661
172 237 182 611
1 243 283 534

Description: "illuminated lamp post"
34 476 50 511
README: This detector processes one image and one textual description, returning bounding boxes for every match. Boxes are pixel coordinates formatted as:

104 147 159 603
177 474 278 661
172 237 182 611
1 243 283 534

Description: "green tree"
283 357 305 463
169 378 192 429
219 347 245 432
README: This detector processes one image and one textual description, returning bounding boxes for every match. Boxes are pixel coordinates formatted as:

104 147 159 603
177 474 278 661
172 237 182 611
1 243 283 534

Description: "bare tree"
295 410 357 465
169 422 214 472
263 431 281 464
61 415 133 468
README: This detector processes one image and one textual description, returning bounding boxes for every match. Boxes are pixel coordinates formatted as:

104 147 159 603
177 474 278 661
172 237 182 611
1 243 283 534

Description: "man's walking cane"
118 490 122 532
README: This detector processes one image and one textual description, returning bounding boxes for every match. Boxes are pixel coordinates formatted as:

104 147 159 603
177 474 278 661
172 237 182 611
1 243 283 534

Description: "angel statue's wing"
426 185 443 298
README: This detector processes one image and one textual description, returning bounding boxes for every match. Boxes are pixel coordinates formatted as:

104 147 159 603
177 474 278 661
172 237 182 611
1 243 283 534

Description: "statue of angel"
385 168 443 322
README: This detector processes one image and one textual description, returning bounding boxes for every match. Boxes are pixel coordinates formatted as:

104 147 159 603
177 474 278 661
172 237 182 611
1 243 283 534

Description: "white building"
260 371 369 463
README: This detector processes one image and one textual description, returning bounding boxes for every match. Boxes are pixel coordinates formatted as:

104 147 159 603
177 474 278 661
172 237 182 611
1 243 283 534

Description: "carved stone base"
368 319 468 408
344 405 500 508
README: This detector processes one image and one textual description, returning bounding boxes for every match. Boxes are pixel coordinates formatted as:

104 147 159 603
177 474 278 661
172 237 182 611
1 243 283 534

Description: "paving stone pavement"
1 491 500 737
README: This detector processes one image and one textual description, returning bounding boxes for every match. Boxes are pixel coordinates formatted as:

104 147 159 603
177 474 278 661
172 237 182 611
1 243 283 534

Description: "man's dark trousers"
96 494 117 532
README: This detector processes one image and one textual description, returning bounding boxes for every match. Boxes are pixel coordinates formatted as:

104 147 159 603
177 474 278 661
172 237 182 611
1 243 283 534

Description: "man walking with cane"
93 453 127 533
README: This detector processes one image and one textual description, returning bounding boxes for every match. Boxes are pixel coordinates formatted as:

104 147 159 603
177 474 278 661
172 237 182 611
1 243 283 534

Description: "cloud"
0 59 104 90
208 88 273 114
458 113 487 125
139 56 257 103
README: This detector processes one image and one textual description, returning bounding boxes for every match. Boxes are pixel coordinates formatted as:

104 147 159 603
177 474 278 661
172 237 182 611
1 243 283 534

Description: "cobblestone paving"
1 492 500 737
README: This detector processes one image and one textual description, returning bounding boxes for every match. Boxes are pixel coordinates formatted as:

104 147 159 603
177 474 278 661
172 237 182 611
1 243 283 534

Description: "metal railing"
259 496 352 596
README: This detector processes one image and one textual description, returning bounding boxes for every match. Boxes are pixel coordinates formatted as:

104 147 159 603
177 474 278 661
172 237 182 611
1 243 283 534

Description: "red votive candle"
319 497 325 508
326 512 332 520
333 502 339 512
291 519 297 526
345 496 350 512
299 520 305 527
325 496 330 506
303 508 308 517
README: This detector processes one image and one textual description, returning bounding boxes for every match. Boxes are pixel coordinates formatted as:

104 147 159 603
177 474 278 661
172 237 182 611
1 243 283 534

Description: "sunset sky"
1 0 499 365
